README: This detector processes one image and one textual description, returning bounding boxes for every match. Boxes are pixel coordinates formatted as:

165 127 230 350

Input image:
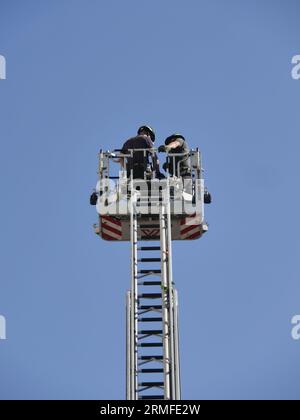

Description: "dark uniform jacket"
121 135 159 178
165 137 190 177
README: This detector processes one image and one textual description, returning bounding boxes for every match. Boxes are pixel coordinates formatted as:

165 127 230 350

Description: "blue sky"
0 0 300 399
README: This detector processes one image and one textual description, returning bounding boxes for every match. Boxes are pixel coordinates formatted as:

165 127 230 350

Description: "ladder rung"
139 258 161 262
139 395 164 400
139 355 163 360
139 270 161 274
139 247 161 251
139 305 162 310
138 294 161 299
139 368 164 373
139 382 164 387
139 317 163 322
139 342 163 347
138 281 161 286
139 330 163 335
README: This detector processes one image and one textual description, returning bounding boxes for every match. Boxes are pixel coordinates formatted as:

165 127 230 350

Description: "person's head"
165 133 185 145
137 125 156 142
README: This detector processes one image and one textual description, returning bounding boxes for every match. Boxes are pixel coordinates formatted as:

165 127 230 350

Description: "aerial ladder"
91 148 210 400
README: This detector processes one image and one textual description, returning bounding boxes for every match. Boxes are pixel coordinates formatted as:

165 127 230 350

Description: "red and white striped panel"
101 216 122 241
180 214 201 240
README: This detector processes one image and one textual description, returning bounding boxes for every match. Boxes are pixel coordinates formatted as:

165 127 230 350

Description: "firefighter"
158 133 211 203
120 125 162 179
158 133 191 178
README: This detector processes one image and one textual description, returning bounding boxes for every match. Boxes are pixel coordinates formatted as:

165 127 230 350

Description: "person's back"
121 125 157 179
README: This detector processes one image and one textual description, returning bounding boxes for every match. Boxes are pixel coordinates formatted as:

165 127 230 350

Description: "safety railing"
94 148 204 216
98 148 202 182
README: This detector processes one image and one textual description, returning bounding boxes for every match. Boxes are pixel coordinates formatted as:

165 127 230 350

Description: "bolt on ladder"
126 184 181 400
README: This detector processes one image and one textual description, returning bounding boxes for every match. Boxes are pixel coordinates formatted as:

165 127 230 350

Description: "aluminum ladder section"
126 186 181 400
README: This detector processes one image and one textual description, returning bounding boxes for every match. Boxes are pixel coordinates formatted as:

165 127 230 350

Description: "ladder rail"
160 204 171 400
126 291 131 400
129 189 138 400
174 289 181 400
126 180 181 400
165 184 177 399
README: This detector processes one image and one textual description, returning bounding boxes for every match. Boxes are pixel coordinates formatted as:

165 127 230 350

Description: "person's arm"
152 152 159 171
165 139 183 150
158 138 184 153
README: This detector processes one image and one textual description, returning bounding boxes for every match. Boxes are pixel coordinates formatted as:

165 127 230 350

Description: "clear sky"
0 0 300 400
